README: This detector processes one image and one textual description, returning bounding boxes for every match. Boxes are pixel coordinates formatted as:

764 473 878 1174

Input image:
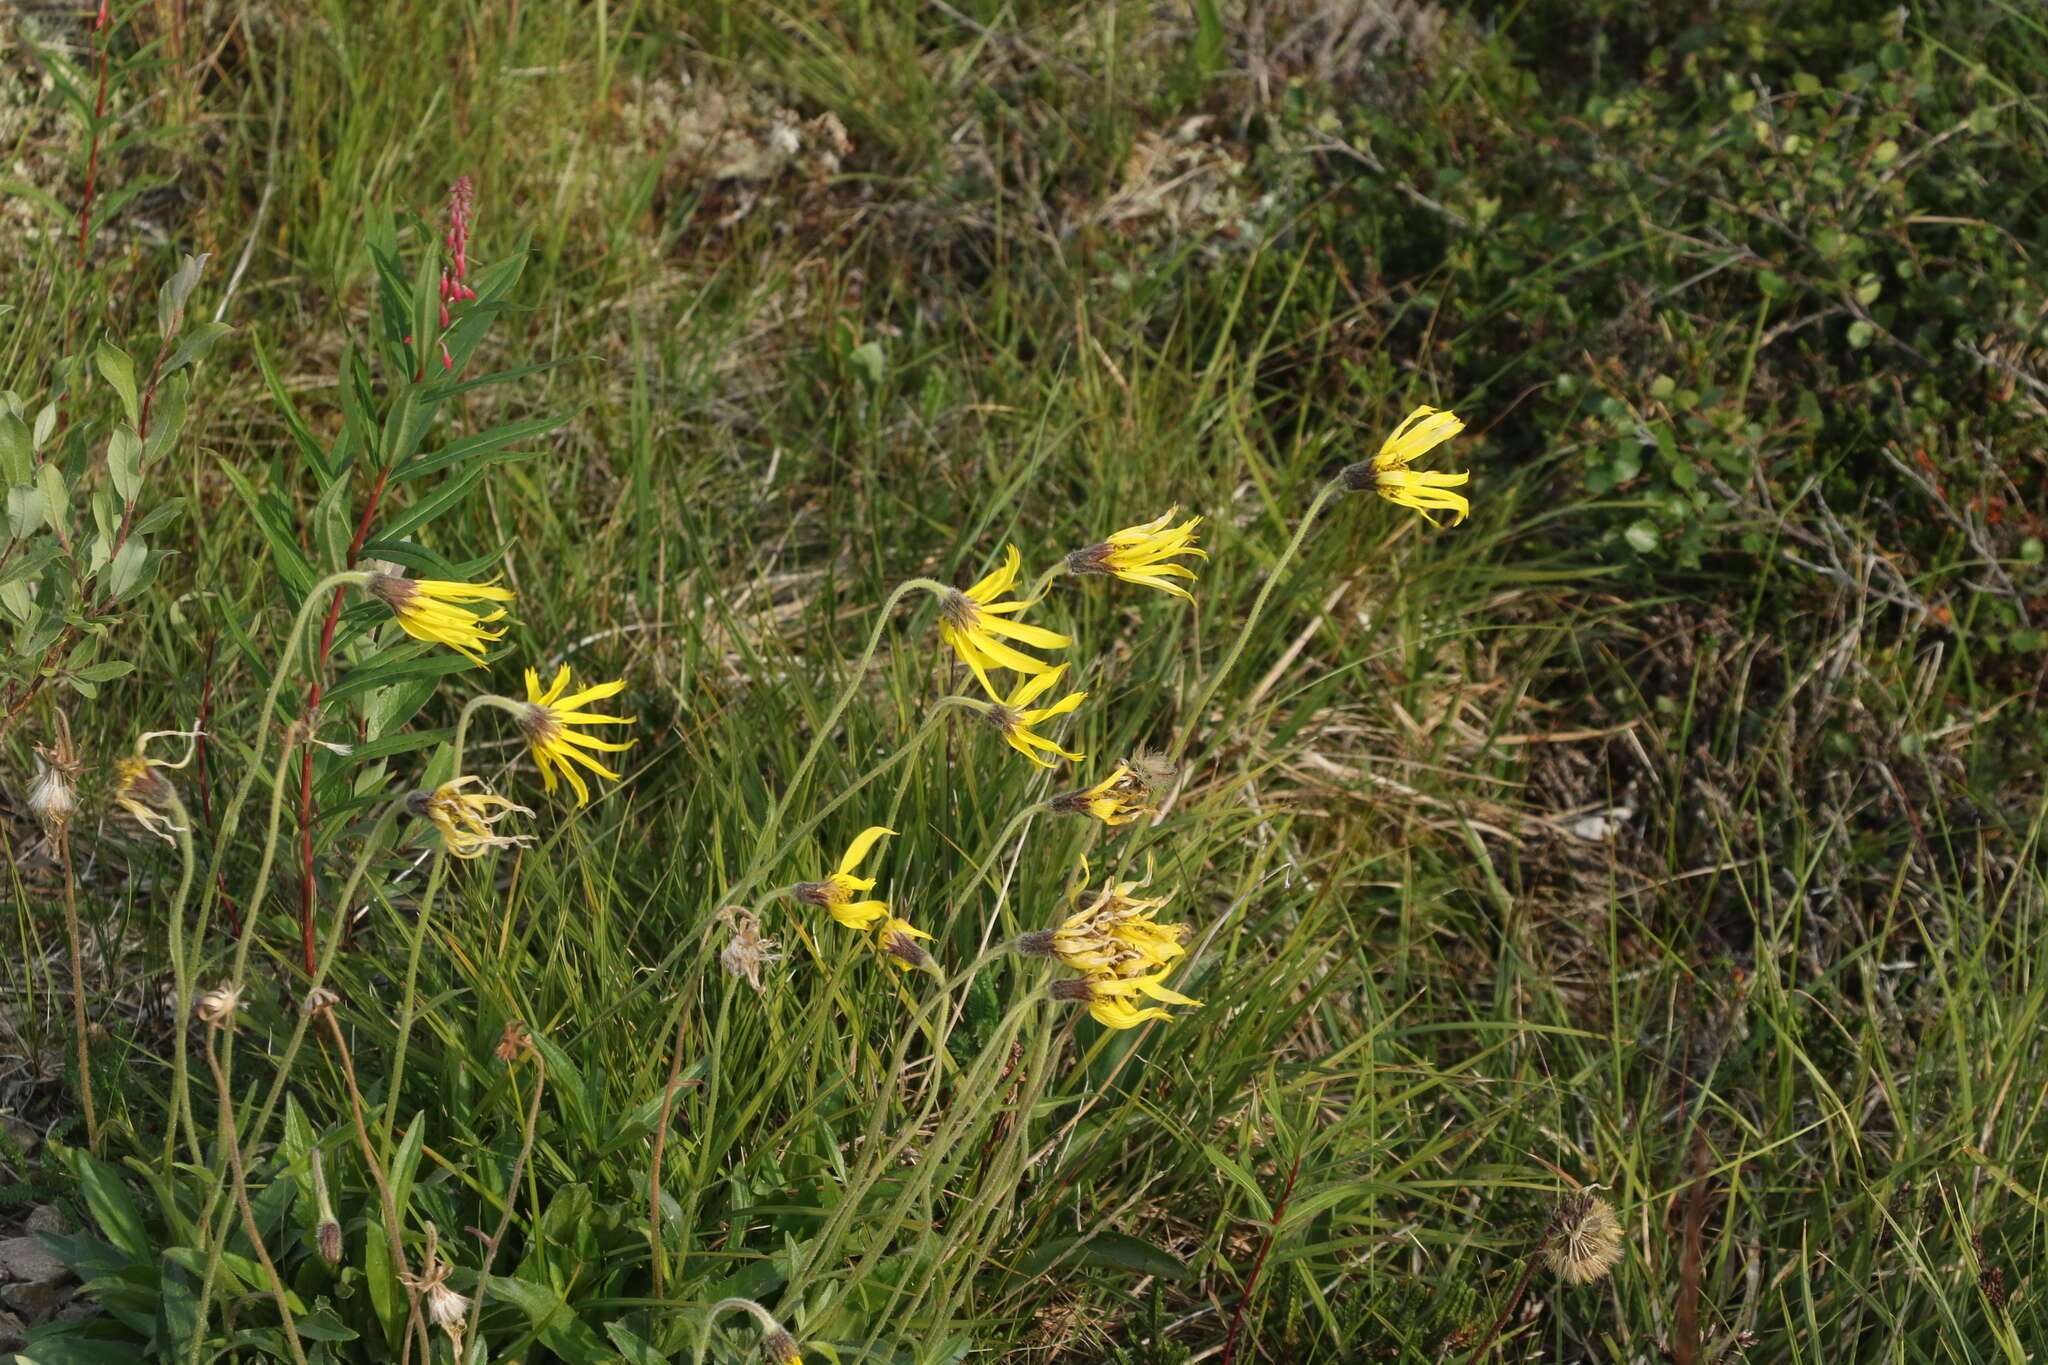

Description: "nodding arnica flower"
1048 970 1200 1030
1014 876 1189 976
1339 404 1471 525
875 916 936 973
760 1329 804 1364
365 570 514 665
405 776 534 859
1049 763 1152 826
978 663 1087 768
195 982 244 1028
935 544 1072 696
1065 507 1207 600
110 729 202 843
1541 1189 1625 1285
791 825 896 930
716 906 785 993
520 664 637 805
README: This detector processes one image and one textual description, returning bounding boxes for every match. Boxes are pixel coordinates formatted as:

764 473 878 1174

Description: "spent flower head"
935 545 1071 695
28 733 82 836
1542 1189 1625 1285
1050 763 1151 826
716 906 785 993
978 663 1087 768
520 664 636 805
196 982 244 1028
406 776 533 858
1067 507 1206 600
111 728 202 843
367 571 513 665
792 825 896 930
1340 405 1471 525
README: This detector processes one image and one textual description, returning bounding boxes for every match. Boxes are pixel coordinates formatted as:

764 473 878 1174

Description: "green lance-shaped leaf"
94 340 139 426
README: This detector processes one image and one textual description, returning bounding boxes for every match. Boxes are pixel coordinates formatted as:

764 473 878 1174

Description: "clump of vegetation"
2 2 2043 1361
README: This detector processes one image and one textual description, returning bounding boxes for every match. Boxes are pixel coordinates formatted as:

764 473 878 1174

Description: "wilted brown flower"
495 1019 534 1063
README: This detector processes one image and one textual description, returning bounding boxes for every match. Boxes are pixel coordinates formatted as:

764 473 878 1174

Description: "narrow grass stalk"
1172 478 1344 766
464 1044 547 1347
55 826 97 1151
201 1020 309 1365
749 576 946 861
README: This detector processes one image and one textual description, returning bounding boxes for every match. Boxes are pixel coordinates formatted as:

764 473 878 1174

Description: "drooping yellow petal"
1372 406 1466 470
836 825 897 876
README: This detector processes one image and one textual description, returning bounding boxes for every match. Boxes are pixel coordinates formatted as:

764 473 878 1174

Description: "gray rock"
0 1114 37 1163
0 1306 27 1351
0 1237 68 1285
21 1207 65 1236
0 1277 65 1319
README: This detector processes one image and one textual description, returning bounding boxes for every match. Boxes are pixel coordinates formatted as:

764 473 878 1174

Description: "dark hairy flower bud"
761 1329 803 1365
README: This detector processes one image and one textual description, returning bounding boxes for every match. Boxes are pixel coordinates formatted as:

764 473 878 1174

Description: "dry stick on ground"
1675 1128 1711 1365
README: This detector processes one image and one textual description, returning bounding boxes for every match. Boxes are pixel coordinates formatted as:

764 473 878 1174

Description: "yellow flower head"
875 916 936 972
111 729 201 843
1067 508 1207 600
1049 764 1152 826
367 572 515 665
519 665 636 805
1340 405 1470 525
980 663 1086 768
406 776 534 859
1016 876 1189 975
793 825 896 930
1049 968 1202 1029
936 545 1072 695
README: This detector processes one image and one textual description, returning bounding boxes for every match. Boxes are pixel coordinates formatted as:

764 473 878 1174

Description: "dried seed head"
1121 749 1178 787
425 1282 469 1333
196 982 244 1027
29 719 83 836
304 985 341 1018
761 1329 804 1364
716 907 784 993
1542 1190 1624 1285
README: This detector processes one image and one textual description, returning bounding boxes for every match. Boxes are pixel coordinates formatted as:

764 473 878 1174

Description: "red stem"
1220 1151 1303 1365
77 2 111 260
